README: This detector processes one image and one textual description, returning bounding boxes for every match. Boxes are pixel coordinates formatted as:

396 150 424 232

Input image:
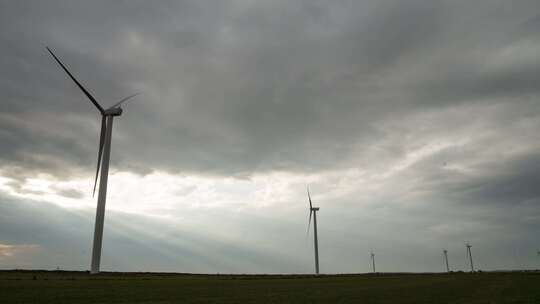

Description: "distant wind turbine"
47 47 139 274
306 187 320 275
466 242 474 272
371 251 376 273
443 249 450 272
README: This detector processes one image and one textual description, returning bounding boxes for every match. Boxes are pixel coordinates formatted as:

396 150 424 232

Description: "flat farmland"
1 271 539 303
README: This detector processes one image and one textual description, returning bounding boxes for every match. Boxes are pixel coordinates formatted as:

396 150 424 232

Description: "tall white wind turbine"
370 251 376 273
306 187 320 275
466 242 474 272
47 47 138 274
443 249 450 272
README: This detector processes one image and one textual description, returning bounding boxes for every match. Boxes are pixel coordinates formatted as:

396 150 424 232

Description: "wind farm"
0 46 536 303
2 1 540 303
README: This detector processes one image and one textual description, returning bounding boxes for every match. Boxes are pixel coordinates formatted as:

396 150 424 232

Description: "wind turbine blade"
46 47 104 114
307 210 312 237
109 93 140 109
306 186 313 237
307 187 313 210
92 116 107 197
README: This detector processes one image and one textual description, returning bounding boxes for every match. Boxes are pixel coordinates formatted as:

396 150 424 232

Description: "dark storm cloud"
412 150 540 207
0 0 538 178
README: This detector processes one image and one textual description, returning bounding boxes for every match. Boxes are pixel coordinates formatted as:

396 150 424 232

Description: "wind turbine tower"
466 243 474 272
306 187 320 275
443 249 450 272
371 251 376 273
47 47 138 274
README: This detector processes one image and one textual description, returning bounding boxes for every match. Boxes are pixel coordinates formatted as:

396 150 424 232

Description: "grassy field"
1 270 539 303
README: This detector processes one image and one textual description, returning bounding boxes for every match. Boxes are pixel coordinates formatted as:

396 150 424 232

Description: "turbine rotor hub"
104 107 123 116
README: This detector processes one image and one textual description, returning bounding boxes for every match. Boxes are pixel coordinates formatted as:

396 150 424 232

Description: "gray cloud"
0 0 537 176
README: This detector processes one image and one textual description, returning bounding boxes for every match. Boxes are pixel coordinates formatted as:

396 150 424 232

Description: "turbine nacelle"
311 207 320 211
104 107 123 116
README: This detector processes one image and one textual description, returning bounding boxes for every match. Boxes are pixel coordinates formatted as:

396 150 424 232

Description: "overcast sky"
1 0 539 273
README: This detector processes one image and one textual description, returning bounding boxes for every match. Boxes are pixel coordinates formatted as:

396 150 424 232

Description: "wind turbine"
466 242 474 272
370 251 376 273
443 249 450 272
306 187 320 275
47 47 138 274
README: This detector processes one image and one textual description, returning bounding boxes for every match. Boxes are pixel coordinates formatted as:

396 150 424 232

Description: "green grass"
1 271 539 303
